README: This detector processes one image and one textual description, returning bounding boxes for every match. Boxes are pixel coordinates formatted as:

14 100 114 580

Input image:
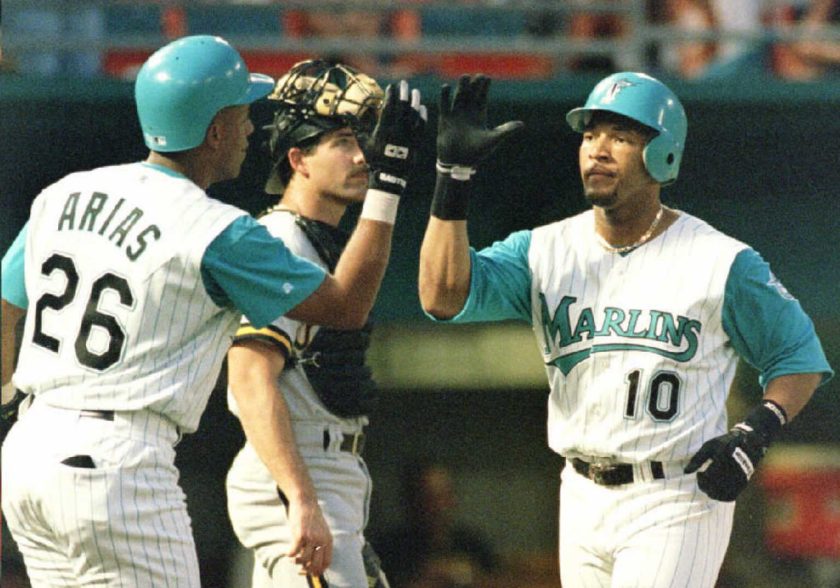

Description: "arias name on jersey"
57 191 161 261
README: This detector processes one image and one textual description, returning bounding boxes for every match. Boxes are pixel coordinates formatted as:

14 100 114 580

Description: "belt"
323 429 366 456
571 457 664 486
76 407 182 445
79 409 114 421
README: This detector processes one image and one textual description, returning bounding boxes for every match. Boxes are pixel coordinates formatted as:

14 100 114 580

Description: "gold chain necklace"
596 206 664 254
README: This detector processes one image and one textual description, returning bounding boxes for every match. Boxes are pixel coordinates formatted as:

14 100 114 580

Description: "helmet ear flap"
643 131 681 184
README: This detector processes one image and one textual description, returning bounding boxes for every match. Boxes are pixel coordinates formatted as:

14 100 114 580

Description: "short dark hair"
276 138 319 187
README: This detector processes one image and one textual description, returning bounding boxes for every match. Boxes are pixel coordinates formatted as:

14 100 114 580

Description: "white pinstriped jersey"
440 209 831 464
9 163 326 433
13 163 244 431
532 211 744 462
227 208 367 430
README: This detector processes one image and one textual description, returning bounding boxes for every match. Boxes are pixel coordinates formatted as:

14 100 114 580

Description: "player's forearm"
228 345 319 504
331 217 393 322
418 217 471 319
234 379 319 504
289 218 392 329
1 299 25 394
762 372 823 422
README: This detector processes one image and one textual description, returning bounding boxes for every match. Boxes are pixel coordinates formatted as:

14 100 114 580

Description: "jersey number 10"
624 369 682 422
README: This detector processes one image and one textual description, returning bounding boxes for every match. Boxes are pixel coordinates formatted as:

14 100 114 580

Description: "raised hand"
365 80 427 196
430 74 524 220
436 74 524 171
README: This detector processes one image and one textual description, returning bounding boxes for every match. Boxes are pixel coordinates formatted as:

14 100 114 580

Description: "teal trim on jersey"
723 248 833 388
551 344 701 376
140 161 189 179
201 216 326 329
1 222 28 308
427 230 533 323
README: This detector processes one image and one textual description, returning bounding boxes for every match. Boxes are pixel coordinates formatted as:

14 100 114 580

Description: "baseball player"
417 73 833 587
224 59 425 587
0 35 421 587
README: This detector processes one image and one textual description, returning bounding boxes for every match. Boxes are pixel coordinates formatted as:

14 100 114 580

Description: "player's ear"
204 118 222 149
204 106 234 149
288 147 310 178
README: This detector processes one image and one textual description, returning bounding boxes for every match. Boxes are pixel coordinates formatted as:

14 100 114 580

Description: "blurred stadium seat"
101 4 164 79
419 6 527 38
101 4 307 80
404 5 555 79
97 2 556 81
185 5 282 37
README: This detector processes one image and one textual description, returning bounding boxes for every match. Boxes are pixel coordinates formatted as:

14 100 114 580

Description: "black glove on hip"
684 400 787 502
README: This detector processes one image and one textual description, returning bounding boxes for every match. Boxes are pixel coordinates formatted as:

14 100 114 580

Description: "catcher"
225 59 426 586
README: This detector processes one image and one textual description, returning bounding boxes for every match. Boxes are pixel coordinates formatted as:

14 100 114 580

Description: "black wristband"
430 171 472 220
738 400 787 445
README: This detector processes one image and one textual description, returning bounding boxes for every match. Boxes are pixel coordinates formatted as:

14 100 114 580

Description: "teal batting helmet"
566 72 687 184
135 35 274 152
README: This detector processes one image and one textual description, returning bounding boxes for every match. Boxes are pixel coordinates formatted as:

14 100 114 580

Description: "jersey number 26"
32 253 134 371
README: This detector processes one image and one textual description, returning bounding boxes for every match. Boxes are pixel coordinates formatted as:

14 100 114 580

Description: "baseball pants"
226 440 374 587
559 459 735 588
1 400 197 587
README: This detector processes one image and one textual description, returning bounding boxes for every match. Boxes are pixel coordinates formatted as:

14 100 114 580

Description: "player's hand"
285 497 333 576
436 74 524 169
1 388 28 425
684 400 787 501
365 80 427 196
684 426 769 502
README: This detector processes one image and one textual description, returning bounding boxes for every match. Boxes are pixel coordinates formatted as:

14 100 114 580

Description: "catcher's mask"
264 59 385 194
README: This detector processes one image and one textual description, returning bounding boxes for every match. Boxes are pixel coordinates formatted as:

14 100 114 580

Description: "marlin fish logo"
603 79 636 104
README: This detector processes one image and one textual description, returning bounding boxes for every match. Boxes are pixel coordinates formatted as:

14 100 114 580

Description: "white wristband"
436 160 476 181
360 189 400 225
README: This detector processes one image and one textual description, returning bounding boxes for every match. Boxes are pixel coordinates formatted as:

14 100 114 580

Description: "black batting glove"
432 74 524 220
685 400 787 502
1 389 28 425
365 80 427 196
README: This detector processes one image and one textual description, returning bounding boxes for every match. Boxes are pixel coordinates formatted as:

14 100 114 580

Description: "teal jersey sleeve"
1 222 28 309
722 248 833 388
201 216 327 329
429 229 533 324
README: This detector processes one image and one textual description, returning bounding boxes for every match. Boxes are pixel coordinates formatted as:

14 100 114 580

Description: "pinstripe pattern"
526 210 741 586
445 205 828 586
530 210 747 463
2 401 199 587
3 162 305 586
559 464 734 587
14 162 245 433
458 209 745 587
